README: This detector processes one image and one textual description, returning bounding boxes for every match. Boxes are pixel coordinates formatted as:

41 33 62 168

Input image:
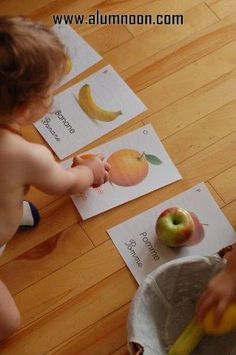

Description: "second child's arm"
197 246 236 324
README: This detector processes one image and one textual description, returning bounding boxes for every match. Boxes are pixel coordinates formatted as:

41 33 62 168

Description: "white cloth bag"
127 255 236 355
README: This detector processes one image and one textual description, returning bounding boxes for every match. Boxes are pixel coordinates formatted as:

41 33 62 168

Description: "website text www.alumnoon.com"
52 10 184 26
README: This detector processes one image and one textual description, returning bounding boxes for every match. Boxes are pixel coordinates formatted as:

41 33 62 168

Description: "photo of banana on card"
76 84 122 122
35 65 147 159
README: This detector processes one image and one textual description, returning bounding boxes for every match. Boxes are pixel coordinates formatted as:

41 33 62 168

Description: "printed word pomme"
139 232 160 261
125 239 143 267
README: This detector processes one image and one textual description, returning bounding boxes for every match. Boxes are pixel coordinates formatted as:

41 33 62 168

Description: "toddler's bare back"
0 129 47 245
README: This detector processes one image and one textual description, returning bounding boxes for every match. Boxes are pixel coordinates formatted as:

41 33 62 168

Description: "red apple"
156 207 204 247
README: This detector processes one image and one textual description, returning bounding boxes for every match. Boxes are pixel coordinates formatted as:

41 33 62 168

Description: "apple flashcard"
35 65 147 159
63 124 181 219
108 183 236 284
53 24 102 87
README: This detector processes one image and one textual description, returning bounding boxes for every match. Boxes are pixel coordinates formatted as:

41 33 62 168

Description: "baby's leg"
19 201 40 230
0 280 20 341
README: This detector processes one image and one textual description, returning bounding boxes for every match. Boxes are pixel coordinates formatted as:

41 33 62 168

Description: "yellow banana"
168 316 204 355
77 84 122 122
167 304 236 354
202 302 236 335
64 56 72 74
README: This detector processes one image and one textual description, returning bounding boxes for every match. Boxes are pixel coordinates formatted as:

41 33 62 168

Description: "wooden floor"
1 0 236 354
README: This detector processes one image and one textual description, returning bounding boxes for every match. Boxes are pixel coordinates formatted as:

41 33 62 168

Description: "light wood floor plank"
143 70 236 140
0 223 94 295
124 0 206 36
210 165 236 203
0 269 136 355
222 200 236 229
48 304 129 355
205 182 225 208
206 0 236 19
139 41 236 118
163 99 236 164
1 0 55 16
14 241 125 328
179 131 236 184
105 3 217 72
0 196 79 266
85 25 133 54
30 0 156 25
110 345 129 355
123 14 236 92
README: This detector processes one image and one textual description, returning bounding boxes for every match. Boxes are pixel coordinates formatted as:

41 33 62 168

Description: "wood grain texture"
0 223 94 295
0 197 79 266
14 241 125 329
123 13 236 91
223 200 236 229
0 269 136 355
124 0 206 36
105 3 218 72
0 0 236 354
30 0 156 25
139 41 236 117
49 304 129 355
85 25 133 54
210 165 236 203
111 346 130 355
206 0 236 19
143 70 236 139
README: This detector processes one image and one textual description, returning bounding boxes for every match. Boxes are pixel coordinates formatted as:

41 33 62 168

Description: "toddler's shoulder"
20 141 54 163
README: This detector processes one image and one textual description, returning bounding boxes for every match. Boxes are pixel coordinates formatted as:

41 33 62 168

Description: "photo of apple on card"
108 183 236 284
53 24 102 87
35 65 147 159
62 124 182 219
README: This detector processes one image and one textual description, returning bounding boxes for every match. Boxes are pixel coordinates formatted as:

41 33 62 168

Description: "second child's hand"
197 253 236 326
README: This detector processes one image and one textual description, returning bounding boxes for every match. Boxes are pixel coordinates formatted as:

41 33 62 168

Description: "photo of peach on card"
62 124 182 219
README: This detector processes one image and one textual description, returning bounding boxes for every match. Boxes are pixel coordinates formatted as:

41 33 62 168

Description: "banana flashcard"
61 124 181 219
35 65 147 159
52 24 102 87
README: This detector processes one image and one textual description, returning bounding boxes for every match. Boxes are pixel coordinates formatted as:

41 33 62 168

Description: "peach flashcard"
108 183 236 284
53 24 102 87
35 65 147 159
62 124 182 219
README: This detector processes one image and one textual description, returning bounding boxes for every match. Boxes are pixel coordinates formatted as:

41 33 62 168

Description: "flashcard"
62 124 182 219
35 65 147 159
53 24 102 86
108 183 236 284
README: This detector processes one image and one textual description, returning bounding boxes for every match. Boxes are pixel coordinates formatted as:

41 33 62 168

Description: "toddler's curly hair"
0 16 67 115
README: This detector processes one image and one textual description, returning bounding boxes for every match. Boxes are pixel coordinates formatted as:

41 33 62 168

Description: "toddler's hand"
197 268 236 325
72 153 111 187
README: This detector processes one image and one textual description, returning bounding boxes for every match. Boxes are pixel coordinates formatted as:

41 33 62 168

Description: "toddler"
0 16 110 340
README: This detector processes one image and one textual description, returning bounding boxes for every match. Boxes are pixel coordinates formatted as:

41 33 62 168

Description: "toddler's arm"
23 144 105 195
197 246 236 324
